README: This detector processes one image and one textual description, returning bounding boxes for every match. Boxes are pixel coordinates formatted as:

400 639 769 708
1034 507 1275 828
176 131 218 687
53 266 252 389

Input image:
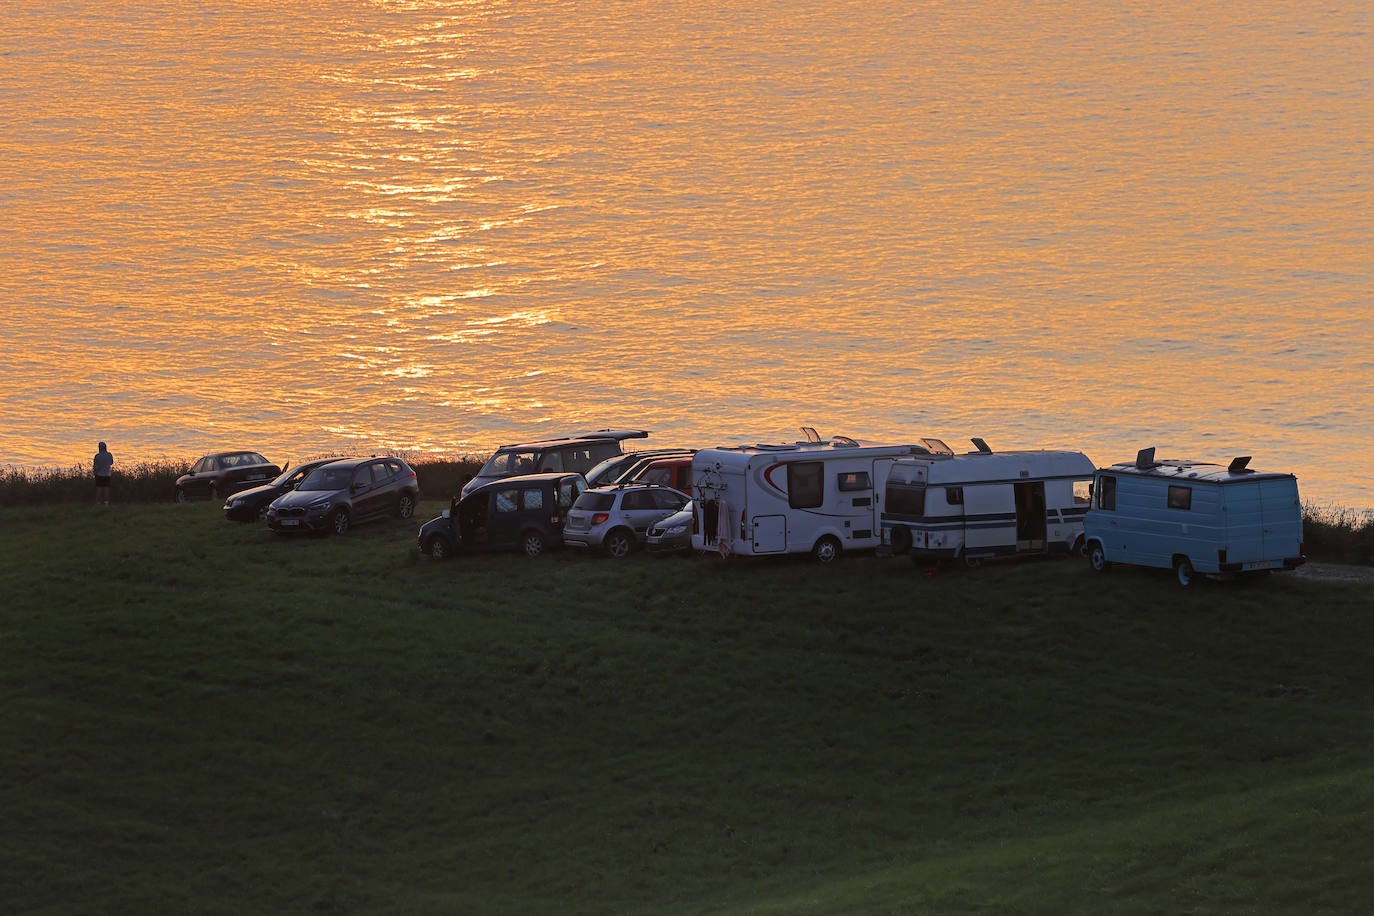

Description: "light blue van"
1083 447 1305 586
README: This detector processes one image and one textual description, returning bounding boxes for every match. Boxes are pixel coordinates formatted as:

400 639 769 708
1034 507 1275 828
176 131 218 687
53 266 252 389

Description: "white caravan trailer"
879 439 1096 566
691 430 927 562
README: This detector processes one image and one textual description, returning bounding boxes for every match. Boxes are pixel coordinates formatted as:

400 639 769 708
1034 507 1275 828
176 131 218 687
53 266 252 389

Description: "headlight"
229 498 244 508
310 500 333 513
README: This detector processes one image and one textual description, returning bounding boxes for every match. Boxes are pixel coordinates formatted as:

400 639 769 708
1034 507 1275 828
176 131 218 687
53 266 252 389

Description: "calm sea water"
3 1 1372 507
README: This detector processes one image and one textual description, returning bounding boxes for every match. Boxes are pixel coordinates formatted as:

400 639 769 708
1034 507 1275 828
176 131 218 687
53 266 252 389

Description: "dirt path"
1294 562 1374 583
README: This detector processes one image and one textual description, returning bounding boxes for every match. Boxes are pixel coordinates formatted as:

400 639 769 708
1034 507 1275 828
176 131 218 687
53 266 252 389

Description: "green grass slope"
3 502 1372 914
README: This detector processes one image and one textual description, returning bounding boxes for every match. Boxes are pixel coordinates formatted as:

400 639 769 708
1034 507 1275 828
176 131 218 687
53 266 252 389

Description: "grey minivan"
460 429 648 498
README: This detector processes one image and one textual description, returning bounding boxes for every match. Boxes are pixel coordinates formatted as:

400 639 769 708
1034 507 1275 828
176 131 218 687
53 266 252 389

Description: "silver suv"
563 484 689 558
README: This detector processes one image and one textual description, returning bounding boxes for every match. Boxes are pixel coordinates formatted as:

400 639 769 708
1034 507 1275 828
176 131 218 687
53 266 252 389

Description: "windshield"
298 465 355 491
479 449 542 477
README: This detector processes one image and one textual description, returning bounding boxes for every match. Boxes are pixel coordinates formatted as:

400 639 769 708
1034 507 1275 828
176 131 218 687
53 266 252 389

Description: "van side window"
837 471 870 492
1097 476 1116 510
523 488 544 511
945 487 964 505
886 483 925 516
788 462 824 509
539 451 564 472
1167 485 1192 510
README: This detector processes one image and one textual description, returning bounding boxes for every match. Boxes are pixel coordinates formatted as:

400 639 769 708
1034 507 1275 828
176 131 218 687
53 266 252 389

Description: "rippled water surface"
3 1 1372 506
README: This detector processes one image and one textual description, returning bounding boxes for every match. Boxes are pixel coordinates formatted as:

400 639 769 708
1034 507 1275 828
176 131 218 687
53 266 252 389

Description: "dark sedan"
222 458 337 522
175 451 281 502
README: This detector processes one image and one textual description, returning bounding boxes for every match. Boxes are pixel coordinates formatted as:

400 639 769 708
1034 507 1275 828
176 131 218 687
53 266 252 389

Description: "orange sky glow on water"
1 1 1371 506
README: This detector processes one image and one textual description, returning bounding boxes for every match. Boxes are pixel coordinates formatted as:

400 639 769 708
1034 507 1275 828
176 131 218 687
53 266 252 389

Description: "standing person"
93 441 114 505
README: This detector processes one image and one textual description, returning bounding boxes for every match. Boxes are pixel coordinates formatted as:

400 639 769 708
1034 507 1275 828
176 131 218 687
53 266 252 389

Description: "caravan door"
1014 481 1048 553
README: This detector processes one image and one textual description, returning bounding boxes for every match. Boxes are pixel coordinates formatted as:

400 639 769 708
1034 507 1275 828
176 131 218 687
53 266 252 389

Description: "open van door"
1014 481 1048 553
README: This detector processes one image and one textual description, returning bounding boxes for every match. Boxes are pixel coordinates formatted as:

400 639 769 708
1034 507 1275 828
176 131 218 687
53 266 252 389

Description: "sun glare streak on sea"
0 0 1371 506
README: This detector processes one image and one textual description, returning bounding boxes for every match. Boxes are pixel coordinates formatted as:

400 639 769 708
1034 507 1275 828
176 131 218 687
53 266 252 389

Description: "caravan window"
945 487 964 505
1073 480 1092 503
1167 485 1192 510
837 471 870 492
787 462 824 509
1097 475 1117 510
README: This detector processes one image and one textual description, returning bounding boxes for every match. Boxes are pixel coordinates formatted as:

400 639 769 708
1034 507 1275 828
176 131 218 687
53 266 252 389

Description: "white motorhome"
879 439 1096 566
691 429 927 562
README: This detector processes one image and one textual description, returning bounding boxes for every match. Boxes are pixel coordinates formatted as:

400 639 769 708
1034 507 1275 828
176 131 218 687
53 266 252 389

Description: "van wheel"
1175 557 1196 587
890 526 912 555
812 535 842 564
603 529 634 559
1089 542 1111 572
521 530 546 558
1072 535 1086 557
426 534 451 559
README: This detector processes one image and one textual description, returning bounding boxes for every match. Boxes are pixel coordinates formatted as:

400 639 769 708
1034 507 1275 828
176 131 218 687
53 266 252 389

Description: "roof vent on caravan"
920 438 955 456
970 437 993 455
800 426 822 443
1228 456 1254 473
831 435 860 448
1135 447 1158 470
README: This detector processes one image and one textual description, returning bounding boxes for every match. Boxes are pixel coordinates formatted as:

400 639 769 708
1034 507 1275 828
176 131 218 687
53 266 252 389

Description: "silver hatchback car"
563 484 690 558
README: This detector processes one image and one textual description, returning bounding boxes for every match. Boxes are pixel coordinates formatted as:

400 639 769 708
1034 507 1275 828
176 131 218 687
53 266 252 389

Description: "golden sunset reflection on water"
1 1 1371 505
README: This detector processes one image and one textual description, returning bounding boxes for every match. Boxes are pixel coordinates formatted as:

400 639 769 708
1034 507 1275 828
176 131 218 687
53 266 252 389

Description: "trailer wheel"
811 535 842 564
1174 556 1196 588
890 526 912 555
1088 542 1111 573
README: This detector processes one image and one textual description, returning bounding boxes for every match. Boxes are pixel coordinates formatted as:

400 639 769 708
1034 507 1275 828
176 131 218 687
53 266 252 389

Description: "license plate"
279 519 299 527
1243 560 1278 570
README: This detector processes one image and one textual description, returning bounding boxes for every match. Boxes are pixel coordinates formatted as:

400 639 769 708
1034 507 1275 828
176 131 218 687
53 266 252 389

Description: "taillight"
592 512 610 525
550 513 561 525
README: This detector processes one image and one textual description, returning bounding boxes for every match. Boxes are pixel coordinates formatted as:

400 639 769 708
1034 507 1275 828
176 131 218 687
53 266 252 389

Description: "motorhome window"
495 489 519 512
945 487 964 505
788 462 824 509
1097 476 1117 510
538 451 564 472
837 471 870 492
1167 485 1192 510
523 488 544 511
1073 480 1092 504
886 483 925 516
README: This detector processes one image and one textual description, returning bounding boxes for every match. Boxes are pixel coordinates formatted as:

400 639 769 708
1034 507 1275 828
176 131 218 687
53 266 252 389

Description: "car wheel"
209 482 219 501
603 529 634 559
521 530 546 558
812 535 841 564
329 509 351 536
255 502 269 522
174 487 187 504
1089 542 1111 572
1175 557 1196 588
398 493 416 519
426 534 451 560
890 525 912 555
1072 535 1086 557
961 551 983 569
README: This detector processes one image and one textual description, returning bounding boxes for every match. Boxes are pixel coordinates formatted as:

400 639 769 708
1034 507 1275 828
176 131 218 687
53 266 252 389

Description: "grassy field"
4 500 1373 914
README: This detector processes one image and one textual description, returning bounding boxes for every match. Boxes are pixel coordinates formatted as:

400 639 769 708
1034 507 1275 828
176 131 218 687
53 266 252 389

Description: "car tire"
174 487 187 504
426 534 451 559
329 509 351 536
1089 542 1111 572
521 530 546 558
1175 556 1196 588
209 482 219 501
603 529 634 559
255 502 270 522
1072 535 1086 557
398 493 416 519
961 551 983 569
812 535 842 564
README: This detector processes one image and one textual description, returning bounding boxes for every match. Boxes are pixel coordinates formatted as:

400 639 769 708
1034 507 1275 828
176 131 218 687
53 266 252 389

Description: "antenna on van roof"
1135 447 1157 469
1228 456 1253 473
971 437 992 454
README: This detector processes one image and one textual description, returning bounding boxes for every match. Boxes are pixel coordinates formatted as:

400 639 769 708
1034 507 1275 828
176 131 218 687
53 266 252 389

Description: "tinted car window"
621 490 657 510
301 466 353 491
523 488 545 510
655 490 687 510
495 489 519 512
557 479 582 508
573 492 616 511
